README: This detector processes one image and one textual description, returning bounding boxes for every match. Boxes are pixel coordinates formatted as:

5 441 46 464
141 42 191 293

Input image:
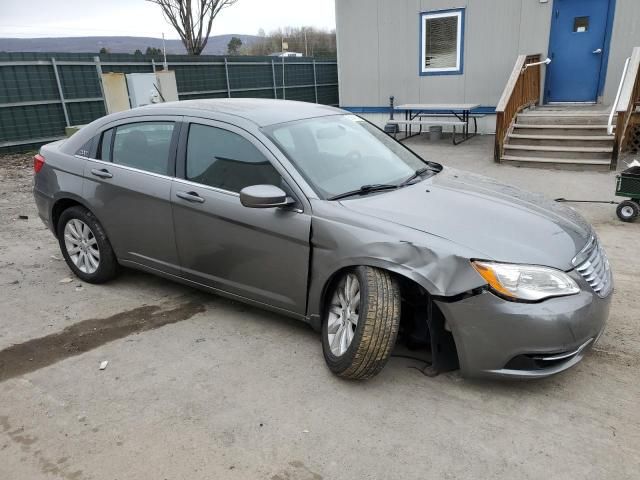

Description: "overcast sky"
0 0 336 38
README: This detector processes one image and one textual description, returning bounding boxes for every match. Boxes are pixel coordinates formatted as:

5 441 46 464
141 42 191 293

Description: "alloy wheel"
63 219 100 274
327 273 360 356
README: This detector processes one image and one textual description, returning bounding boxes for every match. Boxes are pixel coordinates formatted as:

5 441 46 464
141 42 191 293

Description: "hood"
340 168 592 271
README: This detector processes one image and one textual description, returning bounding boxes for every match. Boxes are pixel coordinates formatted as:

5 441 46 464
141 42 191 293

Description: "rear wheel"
57 206 118 283
616 200 639 222
322 266 401 380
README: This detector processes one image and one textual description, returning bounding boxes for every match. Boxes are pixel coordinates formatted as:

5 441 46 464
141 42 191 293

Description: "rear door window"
98 129 113 161
107 122 175 175
185 123 281 193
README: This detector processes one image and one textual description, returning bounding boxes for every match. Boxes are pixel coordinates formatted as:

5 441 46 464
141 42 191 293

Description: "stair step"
517 113 613 125
512 124 613 137
504 143 613 160
513 124 611 129
520 111 610 117
508 134 613 141
504 144 612 153
501 155 611 165
507 134 614 147
501 155 611 170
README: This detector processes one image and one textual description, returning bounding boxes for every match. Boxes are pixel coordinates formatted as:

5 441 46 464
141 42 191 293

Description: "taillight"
33 154 45 173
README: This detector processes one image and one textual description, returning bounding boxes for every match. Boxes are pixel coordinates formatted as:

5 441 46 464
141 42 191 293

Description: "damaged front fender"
306 199 488 323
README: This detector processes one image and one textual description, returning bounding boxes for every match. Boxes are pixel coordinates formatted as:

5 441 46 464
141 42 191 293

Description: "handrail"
523 57 551 70
495 54 543 162
496 55 527 112
608 57 631 135
612 46 640 169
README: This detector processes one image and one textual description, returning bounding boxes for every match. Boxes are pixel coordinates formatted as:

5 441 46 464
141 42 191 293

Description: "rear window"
99 122 175 175
98 129 113 162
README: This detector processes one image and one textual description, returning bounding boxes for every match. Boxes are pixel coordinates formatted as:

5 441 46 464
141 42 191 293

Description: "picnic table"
388 103 481 145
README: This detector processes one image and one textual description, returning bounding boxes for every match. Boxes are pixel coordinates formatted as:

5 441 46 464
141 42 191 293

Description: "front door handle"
176 191 205 204
592 48 603 54
90 168 113 179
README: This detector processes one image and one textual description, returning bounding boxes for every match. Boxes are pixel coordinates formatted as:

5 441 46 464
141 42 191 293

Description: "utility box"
100 71 179 111
155 70 179 103
101 73 130 114
126 73 162 108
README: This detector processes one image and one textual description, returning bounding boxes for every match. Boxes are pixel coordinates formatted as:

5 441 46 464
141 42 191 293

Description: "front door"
546 0 612 103
171 119 311 315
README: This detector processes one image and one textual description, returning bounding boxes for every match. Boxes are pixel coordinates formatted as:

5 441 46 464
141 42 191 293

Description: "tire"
322 266 401 380
616 200 639 222
57 206 119 283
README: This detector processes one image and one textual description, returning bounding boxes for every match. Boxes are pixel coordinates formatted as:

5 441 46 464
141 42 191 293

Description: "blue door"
546 0 612 102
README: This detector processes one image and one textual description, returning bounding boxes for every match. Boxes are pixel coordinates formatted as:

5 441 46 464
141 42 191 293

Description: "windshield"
264 115 438 199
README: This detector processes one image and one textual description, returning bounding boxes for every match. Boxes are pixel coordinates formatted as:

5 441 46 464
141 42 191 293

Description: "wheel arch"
315 262 461 375
313 260 440 321
51 194 96 238
51 194 89 237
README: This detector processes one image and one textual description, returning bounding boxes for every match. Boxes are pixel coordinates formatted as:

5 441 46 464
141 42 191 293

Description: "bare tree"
147 0 239 55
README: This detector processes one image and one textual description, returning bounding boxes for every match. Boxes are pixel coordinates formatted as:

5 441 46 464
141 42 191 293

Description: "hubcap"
63 219 100 274
327 273 360 356
621 205 635 218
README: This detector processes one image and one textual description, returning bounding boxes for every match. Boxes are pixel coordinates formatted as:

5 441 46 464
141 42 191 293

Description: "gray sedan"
33 99 612 380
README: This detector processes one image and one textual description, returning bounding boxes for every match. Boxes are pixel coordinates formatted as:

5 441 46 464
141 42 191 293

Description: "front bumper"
435 273 611 379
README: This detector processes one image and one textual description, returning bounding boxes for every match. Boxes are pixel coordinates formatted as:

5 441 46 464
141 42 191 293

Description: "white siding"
336 0 640 109
604 0 640 104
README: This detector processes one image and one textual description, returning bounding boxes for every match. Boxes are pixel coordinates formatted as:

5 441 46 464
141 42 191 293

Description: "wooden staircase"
501 107 615 170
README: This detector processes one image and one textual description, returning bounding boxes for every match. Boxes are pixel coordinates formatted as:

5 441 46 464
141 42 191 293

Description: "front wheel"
322 266 401 380
616 200 639 222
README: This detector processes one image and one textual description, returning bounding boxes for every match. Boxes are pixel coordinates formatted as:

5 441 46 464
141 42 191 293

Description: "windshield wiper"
398 167 431 188
328 184 398 201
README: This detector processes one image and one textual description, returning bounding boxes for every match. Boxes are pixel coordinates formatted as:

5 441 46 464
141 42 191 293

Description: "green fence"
0 52 339 153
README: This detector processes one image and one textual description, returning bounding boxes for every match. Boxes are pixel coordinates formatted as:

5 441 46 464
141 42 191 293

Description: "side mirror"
240 184 295 209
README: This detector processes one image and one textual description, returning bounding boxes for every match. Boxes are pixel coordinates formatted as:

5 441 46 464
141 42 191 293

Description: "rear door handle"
592 48 603 54
90 168 113 179
176 191 205 204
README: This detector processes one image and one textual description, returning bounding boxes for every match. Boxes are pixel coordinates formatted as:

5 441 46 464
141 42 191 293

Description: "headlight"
471 261 580 302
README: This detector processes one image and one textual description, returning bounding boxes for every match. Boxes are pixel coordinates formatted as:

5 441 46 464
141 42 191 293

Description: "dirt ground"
1 136 639 480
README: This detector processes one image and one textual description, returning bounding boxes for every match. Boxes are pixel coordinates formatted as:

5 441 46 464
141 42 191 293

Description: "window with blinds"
420 9 464 75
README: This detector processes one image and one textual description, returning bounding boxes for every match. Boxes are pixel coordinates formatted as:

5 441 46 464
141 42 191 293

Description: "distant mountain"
0 34 262 55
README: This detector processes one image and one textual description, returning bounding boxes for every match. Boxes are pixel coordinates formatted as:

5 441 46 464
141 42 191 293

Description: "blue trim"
342 106 393 114
341 106 497 115
419 8 465 77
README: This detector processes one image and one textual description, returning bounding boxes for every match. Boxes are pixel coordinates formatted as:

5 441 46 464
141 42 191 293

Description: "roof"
141 98 345 127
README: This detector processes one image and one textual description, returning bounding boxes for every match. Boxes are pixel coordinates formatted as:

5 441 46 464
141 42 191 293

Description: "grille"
572 237 613 298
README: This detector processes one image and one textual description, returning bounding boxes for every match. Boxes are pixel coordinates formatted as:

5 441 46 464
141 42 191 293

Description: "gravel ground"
0 136 639 480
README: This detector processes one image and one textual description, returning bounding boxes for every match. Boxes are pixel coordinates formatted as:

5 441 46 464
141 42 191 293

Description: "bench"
417 113 485 136
417 113 486 129
386 119 468 144
416 113 487 118
388 101 482 145
387 120 466 126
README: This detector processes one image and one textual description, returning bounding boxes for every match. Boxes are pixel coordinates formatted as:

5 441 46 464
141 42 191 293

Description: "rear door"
171 118 311 315
83 117 182 275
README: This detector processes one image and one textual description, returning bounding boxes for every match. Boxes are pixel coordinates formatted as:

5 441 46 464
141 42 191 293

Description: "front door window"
186 123 281 192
